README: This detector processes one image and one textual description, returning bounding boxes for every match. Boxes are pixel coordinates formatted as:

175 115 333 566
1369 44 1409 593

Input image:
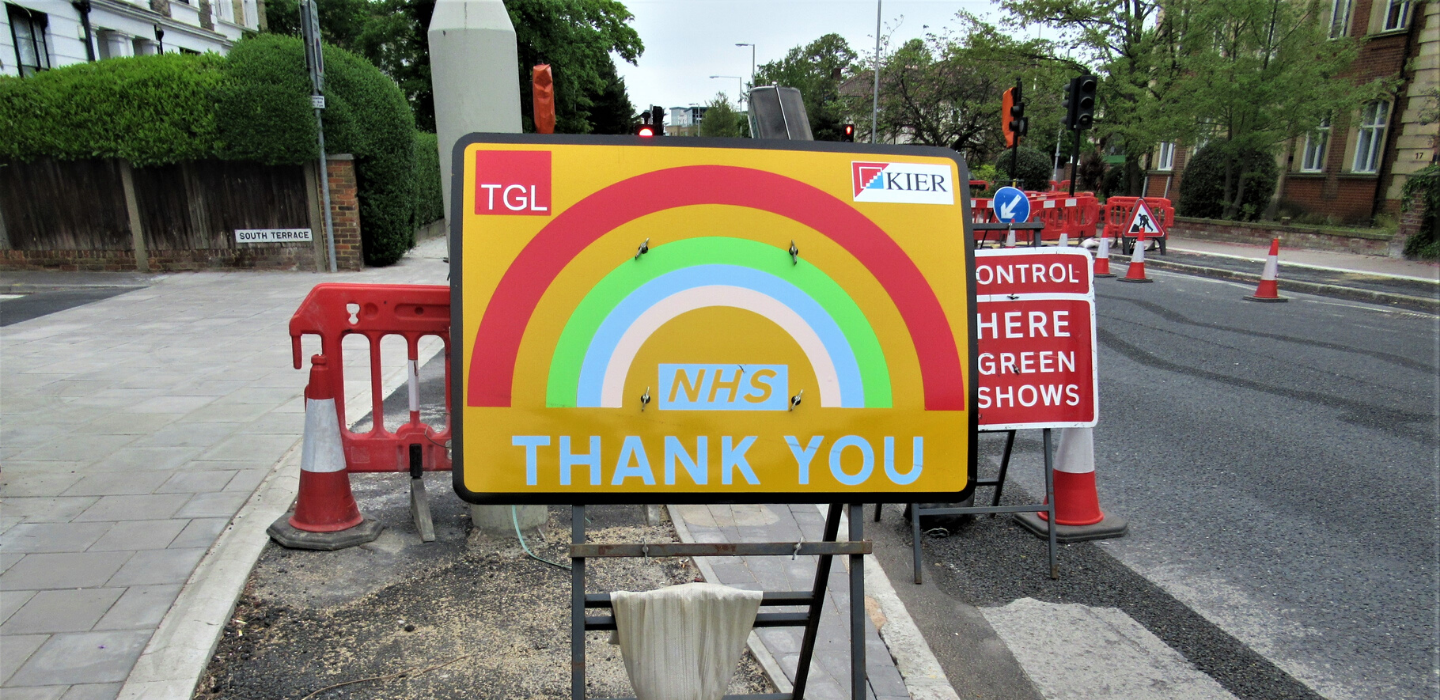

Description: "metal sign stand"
876 428 1058 583
973 222 1045 248
570 503 872 700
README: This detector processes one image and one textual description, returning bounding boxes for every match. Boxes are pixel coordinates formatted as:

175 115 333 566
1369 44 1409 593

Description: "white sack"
611 582 764 700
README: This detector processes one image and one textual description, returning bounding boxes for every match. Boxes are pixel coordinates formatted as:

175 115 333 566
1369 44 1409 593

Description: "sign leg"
793 503 843 700
1042 431 1058 580
849 503 866 700
911 503 923 584
990 430 1017 514
571 505 586 699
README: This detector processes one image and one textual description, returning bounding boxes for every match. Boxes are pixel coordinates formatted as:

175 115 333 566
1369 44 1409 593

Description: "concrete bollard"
427 0 522 224
471 503 548 535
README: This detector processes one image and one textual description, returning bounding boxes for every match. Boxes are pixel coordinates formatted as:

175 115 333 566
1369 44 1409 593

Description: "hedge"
0 35 418 266
993 147 1053 192
1177 142 1277 222
412 131 444 227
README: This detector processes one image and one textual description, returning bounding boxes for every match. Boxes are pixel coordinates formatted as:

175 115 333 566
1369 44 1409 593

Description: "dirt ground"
195 475 774 699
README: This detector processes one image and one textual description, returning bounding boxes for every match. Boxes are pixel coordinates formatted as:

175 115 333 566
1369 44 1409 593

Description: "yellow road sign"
451 135 978 504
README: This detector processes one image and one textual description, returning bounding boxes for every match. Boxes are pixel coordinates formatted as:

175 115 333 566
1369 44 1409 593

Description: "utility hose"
512 505 571 571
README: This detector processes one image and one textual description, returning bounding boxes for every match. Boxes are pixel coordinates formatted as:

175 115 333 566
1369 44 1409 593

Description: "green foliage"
1176 142 1277 221
753 33 856 141
698 93 748 138
1401 164 1439 260
412 131 444 225
0 52 228 166
994 147 1053 191
508 0 643 134
223 34 416 265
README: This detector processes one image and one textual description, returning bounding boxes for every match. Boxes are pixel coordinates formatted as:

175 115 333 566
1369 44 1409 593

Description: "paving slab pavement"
0 239 449 699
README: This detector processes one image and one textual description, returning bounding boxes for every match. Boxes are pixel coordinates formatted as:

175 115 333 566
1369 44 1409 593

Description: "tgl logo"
474 150 551 216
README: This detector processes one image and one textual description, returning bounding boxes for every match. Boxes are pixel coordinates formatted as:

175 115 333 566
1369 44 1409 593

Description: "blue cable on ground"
512 505 571 571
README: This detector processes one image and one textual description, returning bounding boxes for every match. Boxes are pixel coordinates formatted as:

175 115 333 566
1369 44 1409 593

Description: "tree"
509 0 643 134
1164 0 1382 219
752 33 856 141
586 58 637 135
698 93 749 138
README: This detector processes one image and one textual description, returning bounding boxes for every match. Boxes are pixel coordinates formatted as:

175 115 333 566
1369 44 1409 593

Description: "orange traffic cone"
268 354 383 550
1094 235 1114 277
1015 428 1128 543
1118 234 1152 283
1245 238 1288 302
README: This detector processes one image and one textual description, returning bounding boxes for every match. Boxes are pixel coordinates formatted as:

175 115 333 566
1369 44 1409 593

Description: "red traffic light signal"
842 123 856 142
636 124 656 137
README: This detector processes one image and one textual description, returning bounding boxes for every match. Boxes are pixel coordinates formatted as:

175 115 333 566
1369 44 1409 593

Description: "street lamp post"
735 43 755 103
710 75 743 104
871 1 881 144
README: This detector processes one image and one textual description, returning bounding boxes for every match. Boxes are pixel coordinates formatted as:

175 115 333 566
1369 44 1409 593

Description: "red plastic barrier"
289 284 452 473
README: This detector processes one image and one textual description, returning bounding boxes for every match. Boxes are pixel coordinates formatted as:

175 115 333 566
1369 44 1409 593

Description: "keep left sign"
451 135 979 505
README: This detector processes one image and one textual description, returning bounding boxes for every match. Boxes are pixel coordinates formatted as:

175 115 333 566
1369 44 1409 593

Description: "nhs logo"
851 161 955 205
658 364 788 411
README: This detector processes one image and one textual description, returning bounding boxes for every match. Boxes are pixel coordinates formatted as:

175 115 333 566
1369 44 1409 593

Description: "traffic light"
1002 85 1027 147
1062 75 1098 131
651 105 666 136
842 124 856 142
636 122 656 137
1073 75 1097 129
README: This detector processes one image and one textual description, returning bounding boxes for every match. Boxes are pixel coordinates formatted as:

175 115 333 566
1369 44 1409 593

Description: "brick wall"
1171 216 1395 256
326 155 363 271
0 247 319 272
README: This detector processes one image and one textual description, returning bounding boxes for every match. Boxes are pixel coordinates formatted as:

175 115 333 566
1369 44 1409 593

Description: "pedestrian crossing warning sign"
1127 200 1166 237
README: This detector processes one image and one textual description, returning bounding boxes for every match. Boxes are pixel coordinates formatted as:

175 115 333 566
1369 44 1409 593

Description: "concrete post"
429 2 539 534
427 0 522 224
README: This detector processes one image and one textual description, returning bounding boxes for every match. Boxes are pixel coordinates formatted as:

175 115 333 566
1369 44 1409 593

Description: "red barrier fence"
289 283 452 472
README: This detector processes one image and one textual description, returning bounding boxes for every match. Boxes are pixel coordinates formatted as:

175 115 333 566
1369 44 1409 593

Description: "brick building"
1145 0 1438 225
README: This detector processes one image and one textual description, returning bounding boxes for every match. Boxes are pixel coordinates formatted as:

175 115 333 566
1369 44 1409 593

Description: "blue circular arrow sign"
992 186 1031 224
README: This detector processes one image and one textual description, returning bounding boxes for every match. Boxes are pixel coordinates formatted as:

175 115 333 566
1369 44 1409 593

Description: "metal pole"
870 0 881 144
315 119 337 273
1069 129 1081 196
849 503 866 700
793 503 844 699
1043 430 1058 579
571 505 587 699
1011 78 1021 187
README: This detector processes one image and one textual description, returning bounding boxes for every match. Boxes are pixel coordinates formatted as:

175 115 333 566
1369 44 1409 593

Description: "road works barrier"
288 283 452 474
975 195 1101 244
1102 197 1174 253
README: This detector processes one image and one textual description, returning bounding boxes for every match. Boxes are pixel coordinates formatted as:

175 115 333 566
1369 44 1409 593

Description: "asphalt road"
992 269 1439 700
0 287 139 326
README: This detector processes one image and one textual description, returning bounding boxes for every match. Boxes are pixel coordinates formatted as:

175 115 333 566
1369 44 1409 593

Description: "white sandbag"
611 582 764 700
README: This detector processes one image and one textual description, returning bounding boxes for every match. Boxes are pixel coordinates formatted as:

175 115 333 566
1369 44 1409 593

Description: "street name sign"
450 135 979 504
975 247 1098 430
235 228 313 243
991 186 1031 223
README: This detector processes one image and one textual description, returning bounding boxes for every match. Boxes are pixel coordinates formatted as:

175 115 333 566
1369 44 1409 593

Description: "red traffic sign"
975 248 1097 430
1126 199 1166 238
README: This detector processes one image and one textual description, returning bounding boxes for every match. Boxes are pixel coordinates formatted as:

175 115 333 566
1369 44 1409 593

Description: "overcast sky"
613 0 1009 114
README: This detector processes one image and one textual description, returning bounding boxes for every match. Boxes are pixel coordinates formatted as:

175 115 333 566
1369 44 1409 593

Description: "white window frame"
1352 101 1389 174
7 4 51 77
1329 0 1353 38
1300 118 1330 172
1383 0 1410 30
1156 142 1175 171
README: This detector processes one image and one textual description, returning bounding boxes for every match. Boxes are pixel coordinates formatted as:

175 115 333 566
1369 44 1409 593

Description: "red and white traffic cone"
1245 238 1288 303
1118 233 1153 283
1094 235 1114 277
268 354 383 550
1004 227 1017 248
1015 428 1128 543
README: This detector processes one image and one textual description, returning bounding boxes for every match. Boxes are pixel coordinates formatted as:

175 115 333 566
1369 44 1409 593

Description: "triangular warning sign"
1126 200 1166 237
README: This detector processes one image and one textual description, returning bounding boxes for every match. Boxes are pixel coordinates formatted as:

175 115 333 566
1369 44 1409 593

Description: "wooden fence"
0 157 342 271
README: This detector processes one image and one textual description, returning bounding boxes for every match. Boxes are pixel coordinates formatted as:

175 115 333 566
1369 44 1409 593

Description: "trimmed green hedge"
412 131 444 226
994 147 1053 192
0 35 419 266
0 52 227 166
1177 142 1277 222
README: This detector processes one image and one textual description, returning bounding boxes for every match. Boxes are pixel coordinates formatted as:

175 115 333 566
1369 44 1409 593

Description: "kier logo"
851 161 955 205
475 150 552 216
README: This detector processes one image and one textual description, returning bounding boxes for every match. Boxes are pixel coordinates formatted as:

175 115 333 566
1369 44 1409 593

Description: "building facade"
1145 0 1437 224
2 0 259 77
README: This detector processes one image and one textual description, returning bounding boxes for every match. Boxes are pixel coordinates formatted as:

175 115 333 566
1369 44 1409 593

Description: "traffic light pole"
1070 128 1081 196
